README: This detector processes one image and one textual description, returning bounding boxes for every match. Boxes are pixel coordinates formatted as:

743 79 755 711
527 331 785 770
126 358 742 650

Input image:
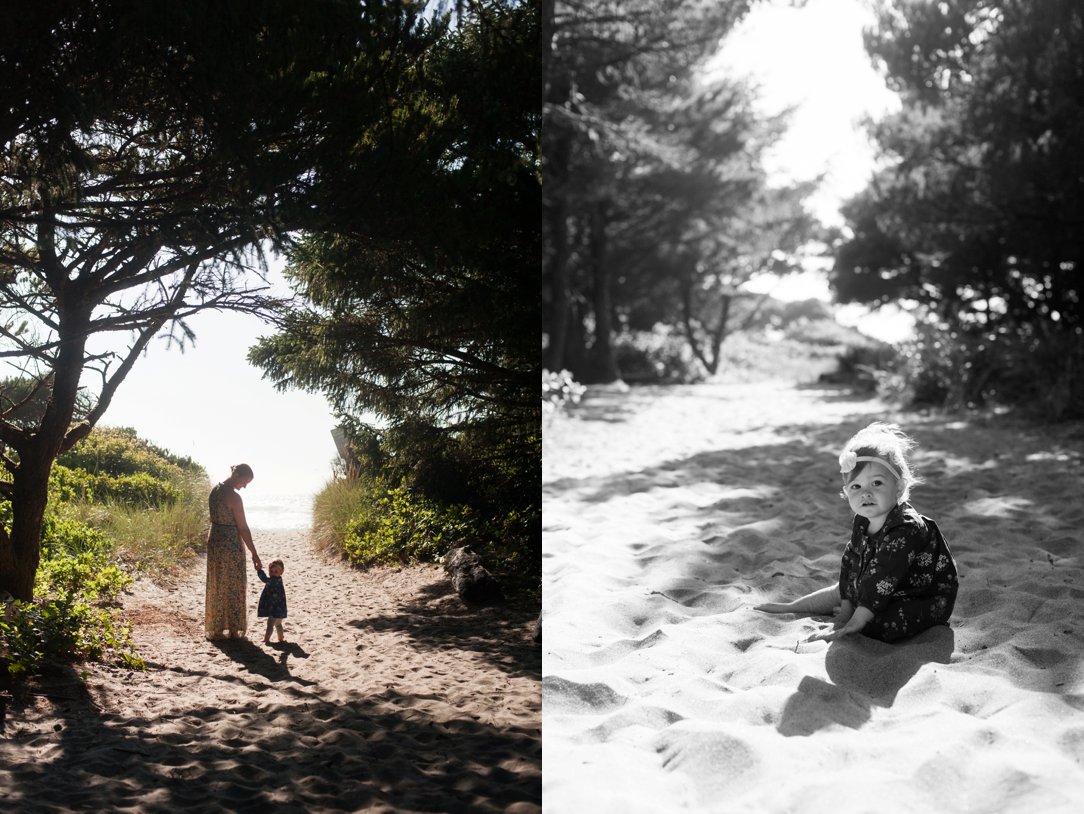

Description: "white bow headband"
838 450 902 481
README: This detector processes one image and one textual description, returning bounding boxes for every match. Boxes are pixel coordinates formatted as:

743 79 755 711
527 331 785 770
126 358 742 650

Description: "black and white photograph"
543 1 1084 811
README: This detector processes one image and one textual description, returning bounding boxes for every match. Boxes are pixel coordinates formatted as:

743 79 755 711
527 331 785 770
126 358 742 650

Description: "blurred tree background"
544 0 1084 423
543 0 820 385
834 0 1084 418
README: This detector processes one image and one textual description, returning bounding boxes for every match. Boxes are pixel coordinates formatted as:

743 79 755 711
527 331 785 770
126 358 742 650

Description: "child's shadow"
268 641 309 658
268 641 310 671
777 625 955 737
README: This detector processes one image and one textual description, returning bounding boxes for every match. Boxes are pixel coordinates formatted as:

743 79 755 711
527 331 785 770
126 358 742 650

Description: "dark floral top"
256 569 288 618
839 502 958 616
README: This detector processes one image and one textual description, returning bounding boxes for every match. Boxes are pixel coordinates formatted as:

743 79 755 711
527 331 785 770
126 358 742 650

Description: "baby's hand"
808 605 872 643
832 600 855 629
807 628 847 644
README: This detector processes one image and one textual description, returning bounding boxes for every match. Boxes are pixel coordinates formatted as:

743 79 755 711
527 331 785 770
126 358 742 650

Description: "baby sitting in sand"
757 422 958 643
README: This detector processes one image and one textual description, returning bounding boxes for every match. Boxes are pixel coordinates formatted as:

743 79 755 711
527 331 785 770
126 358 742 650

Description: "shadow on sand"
210 638 318 688
777 625 956 737
350 579 541 682
2 657 540 812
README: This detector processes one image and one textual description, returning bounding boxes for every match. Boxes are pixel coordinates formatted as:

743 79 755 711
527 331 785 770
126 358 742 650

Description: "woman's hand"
252 554 262 570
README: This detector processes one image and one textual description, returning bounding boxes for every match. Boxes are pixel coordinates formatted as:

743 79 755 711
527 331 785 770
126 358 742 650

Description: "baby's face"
843 462 899 524
270 564 284 577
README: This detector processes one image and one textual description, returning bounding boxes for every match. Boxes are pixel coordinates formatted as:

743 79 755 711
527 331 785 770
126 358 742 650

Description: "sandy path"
1 528 541 813
543 380 1084 813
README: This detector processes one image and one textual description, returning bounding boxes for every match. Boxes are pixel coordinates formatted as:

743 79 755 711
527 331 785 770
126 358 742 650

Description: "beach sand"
1 528 541 813
542 380 1084 813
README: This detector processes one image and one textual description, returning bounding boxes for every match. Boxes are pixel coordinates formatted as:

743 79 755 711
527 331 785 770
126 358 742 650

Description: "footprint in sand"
655 725 760 799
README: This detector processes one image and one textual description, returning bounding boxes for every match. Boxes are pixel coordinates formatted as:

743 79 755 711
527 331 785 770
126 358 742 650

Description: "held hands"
252 554 262 570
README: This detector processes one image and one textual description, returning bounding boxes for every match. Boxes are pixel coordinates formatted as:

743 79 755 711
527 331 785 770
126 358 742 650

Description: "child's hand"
807 606 872 643
832 600 855 629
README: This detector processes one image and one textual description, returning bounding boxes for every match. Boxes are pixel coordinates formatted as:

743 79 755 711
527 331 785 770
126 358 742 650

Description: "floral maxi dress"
204 483 247 639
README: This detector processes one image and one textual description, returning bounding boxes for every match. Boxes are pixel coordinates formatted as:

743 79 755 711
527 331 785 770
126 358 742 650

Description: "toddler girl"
255 558 288 644
756 422 958 643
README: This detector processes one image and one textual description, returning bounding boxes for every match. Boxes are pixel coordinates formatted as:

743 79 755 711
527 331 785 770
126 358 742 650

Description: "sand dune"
543 380 1084 813
2 528 541 813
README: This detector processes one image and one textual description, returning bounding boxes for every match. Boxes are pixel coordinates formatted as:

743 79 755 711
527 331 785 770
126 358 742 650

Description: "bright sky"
705 0 914 342
99 260 339 499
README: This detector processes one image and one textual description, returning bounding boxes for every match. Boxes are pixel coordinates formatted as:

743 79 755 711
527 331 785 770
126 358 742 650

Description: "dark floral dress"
256 569 288 619
839 502 959 642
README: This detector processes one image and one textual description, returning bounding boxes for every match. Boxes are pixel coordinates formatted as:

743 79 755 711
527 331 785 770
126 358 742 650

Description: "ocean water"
243 493 314 531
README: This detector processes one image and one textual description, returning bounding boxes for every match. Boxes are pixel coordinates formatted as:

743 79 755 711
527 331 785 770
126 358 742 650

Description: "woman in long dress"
205 463 262 640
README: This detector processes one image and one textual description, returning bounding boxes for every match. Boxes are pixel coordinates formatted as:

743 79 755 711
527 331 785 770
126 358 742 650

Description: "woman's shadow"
777 625 955 737
211 639 315 687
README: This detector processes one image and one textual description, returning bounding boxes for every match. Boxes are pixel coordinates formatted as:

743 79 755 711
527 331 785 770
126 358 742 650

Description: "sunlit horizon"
97 256 339 498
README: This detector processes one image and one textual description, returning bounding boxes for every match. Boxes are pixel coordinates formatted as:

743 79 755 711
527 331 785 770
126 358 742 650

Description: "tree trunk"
0 299 90 600
545 194 572 371
563 302 590 380
0 455 52 600
588 202 619 383
706 295 732 375
680 265 730 376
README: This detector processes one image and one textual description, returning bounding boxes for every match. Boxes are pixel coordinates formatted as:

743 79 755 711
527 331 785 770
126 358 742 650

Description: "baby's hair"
231 463 254 479
840 422 921 503
268 558 284 572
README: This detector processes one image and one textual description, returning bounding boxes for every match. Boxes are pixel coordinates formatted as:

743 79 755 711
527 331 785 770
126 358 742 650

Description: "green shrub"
320 419 539 591
2 426 207 681
830 342 899 391
781 298 835 324
872 319 1084 420
341 482 478 567
542 369 585 415
785 317 872 347
1 513 144 678
613 327 705 383
58 470 209 576
99 472 179 507
311 476 382 555
51 465 179 508
872 320 970 407
57 426 198 481
1011 329 1084 420
40 513 112 559
712 330 841 383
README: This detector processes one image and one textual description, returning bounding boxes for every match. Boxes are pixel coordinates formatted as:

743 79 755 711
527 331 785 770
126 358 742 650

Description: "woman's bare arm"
225 490 261 569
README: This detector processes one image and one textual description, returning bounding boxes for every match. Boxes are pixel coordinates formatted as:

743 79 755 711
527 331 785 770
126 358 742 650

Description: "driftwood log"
444 546 502 603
